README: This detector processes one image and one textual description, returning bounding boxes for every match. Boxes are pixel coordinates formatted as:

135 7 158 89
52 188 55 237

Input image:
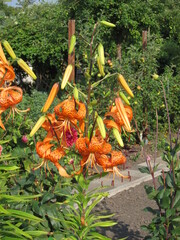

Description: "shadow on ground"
95 204 144 240
98 221 143 239
93 180 158 239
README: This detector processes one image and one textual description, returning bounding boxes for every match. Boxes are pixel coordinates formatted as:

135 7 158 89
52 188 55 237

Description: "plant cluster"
0 21 135 239
139 81 180 239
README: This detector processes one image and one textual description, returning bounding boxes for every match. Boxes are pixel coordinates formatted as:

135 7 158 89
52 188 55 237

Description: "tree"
1 2 69 90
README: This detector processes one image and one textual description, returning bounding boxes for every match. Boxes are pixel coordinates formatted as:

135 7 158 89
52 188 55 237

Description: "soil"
121 141 162 169
94 141 162 240
95 179 158 240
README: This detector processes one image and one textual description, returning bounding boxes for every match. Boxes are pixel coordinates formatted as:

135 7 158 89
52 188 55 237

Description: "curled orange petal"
0 64 15 87
96 150 126 169
103 119 121 131
0 86 23 108
0 43 8 64
115 98 131 132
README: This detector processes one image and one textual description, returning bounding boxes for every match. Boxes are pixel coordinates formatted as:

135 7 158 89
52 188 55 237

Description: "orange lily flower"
41 113 61 143
0 43 15 87
0 42 8 64
40 113 78 147
54 97 86 135
104 98 133 132
95 150 129 179
75 135 128 179
35 141 73 178
75 136 111 173
0 86 30 130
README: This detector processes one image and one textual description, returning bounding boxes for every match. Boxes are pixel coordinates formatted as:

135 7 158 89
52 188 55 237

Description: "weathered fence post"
117 44 122 63
142 30 147 50
68 20 75 83
142 30 149 143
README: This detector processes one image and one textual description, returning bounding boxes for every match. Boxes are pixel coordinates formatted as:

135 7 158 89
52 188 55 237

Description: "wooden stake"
142 30 147 50
117 44 122 62
68 20 75 83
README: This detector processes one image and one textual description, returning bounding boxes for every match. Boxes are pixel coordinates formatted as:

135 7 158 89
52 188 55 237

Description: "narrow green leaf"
41 192 54 204
0 165 19 171
173 190 180 208
88 231 111 239
143 207 157 215
6 222 32 240
0 204 10 214
90 221 117 228
0 194 41 202
96 214 115 220
166 173 174 188
138 166 150 174
25 231 49 237
8 209 42 222
172 218 180 222
85 196 103 218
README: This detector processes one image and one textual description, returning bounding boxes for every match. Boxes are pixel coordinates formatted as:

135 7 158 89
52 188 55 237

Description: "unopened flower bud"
69 159 74 165
22 135 28 143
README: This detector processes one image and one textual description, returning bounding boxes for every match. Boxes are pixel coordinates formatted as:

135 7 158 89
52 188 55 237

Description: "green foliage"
58 174 117 240
1 0 180 91
0 110 34 154
21 89 59 121
1 1 180 237
1 2 69 90
0 143 49 239
142 140 180 239
139 103 180 240
117 36 180 133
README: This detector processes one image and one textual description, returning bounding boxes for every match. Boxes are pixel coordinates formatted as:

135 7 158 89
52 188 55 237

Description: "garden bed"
95 179 158 239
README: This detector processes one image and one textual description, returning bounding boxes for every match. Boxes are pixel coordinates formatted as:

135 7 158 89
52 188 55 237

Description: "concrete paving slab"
88 155 171 197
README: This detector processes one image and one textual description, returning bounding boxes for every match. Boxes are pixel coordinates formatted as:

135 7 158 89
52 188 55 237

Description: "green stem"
46 116 61 146
154 108 158 168
89 114 97 141
160 80 172 148
91 72 118 88
85 81 91 137
0 69 7 86
67 82 87 99
85 23 98 137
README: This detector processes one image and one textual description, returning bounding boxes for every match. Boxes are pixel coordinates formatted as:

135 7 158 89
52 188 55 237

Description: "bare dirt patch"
95 179 158 240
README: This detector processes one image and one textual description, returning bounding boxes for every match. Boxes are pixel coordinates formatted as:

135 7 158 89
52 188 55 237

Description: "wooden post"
68 20 75 83
142 30 147 50
142 30 148 140
117 44 122 62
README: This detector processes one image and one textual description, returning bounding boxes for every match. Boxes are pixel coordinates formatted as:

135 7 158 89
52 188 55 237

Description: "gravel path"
95 179 158 240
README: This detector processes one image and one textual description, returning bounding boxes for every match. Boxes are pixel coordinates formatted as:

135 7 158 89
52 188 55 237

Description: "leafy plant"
139 81 180 239
0 18 136 239
58 174 117 240
141 137 180 239
0 141 48 239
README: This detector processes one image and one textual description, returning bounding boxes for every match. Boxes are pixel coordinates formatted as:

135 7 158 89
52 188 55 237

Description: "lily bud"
100 20 116 27
119 92 130 105
73 86 79 100
61 64 73 89
98 43 105 65
0 42 8 64
2 40 16 60
96 115 106 139
117 74 134 98
42 83 59 113
69 35 76 55
30 116 46 137
152 73 159 80
115 98 131 132
17 58 37 80
113 128 124 147
97 56 105 77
